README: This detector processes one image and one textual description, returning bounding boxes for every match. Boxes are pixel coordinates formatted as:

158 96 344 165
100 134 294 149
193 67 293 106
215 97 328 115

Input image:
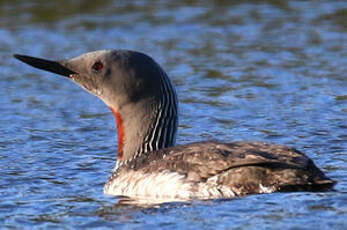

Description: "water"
1 0 346 229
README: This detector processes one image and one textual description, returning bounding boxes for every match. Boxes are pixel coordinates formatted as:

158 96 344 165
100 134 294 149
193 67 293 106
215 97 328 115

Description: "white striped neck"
111 61 178 170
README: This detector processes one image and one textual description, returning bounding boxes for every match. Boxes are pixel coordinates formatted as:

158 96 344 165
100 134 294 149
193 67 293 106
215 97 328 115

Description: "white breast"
104 170 193 199
104 170 239 200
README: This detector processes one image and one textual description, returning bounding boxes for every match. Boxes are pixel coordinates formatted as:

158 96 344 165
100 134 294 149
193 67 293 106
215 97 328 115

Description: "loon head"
14 50 178 165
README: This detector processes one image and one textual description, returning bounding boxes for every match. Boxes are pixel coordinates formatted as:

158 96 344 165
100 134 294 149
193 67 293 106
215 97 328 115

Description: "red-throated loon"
14 50 335 201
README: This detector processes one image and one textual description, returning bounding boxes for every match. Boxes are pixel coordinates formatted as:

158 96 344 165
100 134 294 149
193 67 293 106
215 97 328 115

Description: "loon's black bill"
13 54 76 77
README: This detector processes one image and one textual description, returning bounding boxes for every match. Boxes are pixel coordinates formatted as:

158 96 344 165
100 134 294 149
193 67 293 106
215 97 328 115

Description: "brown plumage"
107 141 334 198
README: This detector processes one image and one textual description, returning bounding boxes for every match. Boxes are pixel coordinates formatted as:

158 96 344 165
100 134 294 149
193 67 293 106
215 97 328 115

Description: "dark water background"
0 0 346 229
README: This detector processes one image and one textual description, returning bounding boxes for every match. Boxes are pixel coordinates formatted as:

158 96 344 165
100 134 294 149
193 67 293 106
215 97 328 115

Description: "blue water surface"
0 1 346 229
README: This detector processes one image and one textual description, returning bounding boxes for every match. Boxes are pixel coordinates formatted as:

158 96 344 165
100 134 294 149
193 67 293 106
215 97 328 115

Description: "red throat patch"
109 107 125 161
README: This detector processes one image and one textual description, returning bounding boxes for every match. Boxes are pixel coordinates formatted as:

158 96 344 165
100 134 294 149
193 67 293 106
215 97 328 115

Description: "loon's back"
104 141 335 199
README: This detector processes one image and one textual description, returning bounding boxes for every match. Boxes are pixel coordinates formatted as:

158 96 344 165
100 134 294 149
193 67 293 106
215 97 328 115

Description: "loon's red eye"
92 61 103 71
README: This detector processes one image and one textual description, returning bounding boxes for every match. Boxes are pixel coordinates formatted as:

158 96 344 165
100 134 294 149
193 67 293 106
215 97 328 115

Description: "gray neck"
117 68 178 167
